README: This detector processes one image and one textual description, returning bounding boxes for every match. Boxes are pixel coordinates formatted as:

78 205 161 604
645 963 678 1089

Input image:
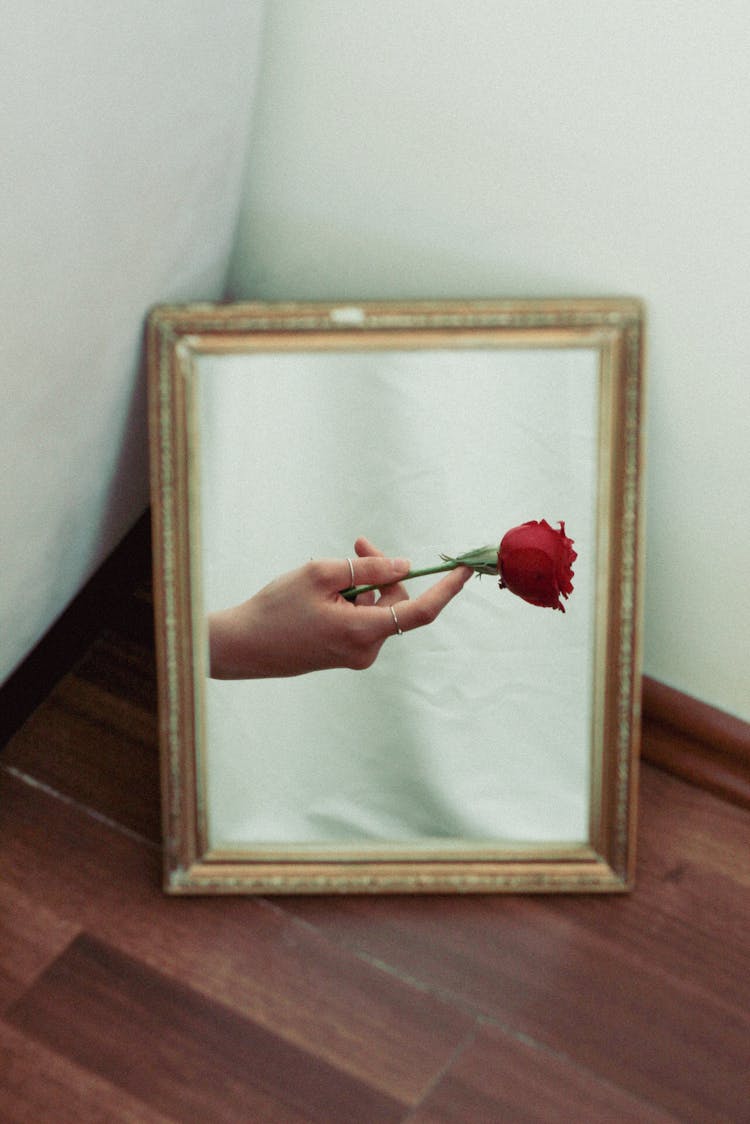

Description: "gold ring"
390 605 403 635
346 558 355 587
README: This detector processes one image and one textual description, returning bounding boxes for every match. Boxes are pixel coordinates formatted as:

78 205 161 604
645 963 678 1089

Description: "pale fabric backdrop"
198 347 598 847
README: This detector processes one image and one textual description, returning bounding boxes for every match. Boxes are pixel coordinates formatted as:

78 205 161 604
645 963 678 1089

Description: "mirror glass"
148 300 644 892
199 346 597 851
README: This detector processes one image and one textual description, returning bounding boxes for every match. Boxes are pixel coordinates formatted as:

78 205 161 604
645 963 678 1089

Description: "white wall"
1 2 265 684
228 0 750 721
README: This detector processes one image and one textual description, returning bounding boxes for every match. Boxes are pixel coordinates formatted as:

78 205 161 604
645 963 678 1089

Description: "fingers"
354 535 383 559
354 565 472 638
392 566 473 632
310 553 410 593
354 537 411 606
371 579 409 608
351 537 383 604
343 540 410 600
347 553 411 589
351 538 472 628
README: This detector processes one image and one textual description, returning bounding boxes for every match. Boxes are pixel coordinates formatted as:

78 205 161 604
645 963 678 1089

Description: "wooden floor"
2 570 749 1122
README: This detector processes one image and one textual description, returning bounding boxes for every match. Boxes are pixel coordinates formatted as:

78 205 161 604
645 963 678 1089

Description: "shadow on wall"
225 208 602 305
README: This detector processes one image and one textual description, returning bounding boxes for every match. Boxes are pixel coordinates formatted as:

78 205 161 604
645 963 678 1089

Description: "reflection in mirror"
147 299 645 893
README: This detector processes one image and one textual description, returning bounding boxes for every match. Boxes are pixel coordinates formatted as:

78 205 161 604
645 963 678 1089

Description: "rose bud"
498 519 577 612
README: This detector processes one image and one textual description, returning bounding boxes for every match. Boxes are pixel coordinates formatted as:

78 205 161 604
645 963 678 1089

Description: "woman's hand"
207 535 472 679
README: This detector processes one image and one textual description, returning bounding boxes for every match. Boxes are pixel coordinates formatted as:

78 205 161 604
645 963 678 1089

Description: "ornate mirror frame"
146 298 645 894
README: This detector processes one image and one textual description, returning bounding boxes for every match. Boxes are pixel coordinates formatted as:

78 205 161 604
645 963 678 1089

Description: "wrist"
208 604 262 679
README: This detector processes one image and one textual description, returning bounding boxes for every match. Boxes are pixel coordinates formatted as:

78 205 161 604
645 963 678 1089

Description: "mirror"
147 298 645 893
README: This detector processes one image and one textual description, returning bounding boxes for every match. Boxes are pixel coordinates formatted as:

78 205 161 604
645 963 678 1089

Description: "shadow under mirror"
147 299 645 894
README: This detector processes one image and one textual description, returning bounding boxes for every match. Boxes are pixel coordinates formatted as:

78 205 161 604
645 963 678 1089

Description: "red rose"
498 519 577 612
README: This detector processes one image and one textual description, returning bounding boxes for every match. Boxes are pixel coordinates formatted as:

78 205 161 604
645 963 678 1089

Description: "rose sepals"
440 545 499 575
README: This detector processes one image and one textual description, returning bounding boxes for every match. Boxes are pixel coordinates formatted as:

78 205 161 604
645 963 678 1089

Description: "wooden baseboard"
641 675 750 810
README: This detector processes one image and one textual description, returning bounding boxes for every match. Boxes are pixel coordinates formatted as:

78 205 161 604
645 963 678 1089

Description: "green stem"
340 560 460 602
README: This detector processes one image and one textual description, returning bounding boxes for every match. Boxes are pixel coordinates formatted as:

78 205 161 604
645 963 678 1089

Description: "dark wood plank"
0 883 79 1011
278 766 750 1123
639 762 750 888
73 627 158 715
0 770 474 1108
7 933 406 1124
2 633 160 842
0 1022 171 1123
410 1022 680 1124
4 540 750 1122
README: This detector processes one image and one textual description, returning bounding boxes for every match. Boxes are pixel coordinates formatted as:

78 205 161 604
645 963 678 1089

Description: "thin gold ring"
390 605 403 636
346 558 355 587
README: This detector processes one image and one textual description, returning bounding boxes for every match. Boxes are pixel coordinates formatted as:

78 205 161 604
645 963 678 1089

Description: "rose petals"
498 519 577 612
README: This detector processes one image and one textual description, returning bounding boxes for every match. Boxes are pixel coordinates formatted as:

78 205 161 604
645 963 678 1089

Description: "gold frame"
146 298 645 894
